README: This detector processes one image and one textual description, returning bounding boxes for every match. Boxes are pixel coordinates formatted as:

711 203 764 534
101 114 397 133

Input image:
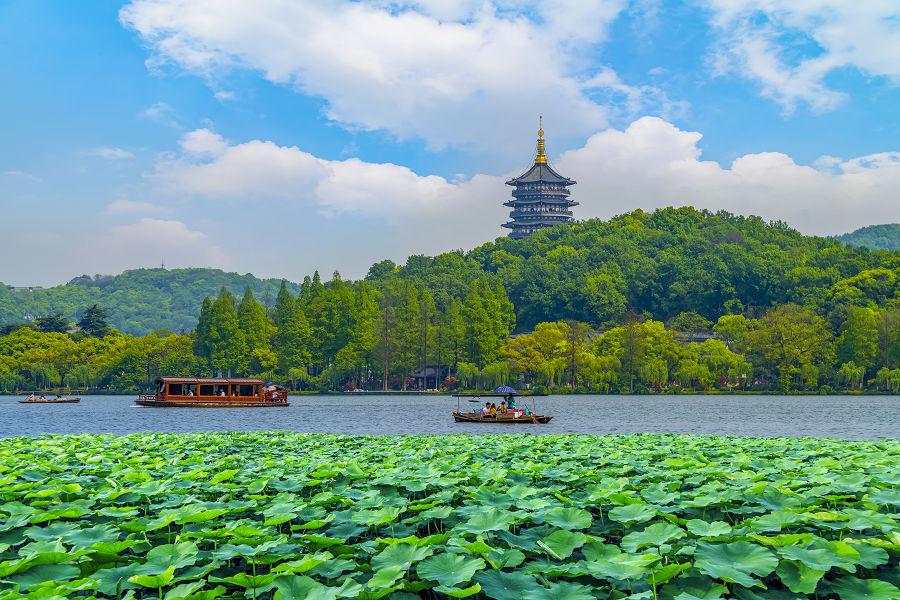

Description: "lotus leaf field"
0 433 898 600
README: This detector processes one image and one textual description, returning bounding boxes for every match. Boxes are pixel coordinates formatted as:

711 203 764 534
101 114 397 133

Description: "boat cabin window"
215 385 229 396
167 383 184 396
156 381 166 395
183 384 197 396
238 384 254 397
199 384 214 396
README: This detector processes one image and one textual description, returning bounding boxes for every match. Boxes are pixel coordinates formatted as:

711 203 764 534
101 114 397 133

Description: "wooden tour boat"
136 377 289 408
19 395 81 404
452 386 552 424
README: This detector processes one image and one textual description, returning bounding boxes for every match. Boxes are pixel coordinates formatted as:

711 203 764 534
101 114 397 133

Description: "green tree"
238 288 276 373
670 311 713 341
750 304 834 391
275 296 312 378
193 297 214 370
34 313 70 333
462 278 515 368
77 304 112 338
836 307 879 372
207 288 248 376
876 307 900 369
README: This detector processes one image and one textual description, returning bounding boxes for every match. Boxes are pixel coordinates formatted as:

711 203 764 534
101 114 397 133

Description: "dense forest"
834 223 900 251
0 269 297 335
2 207 899 394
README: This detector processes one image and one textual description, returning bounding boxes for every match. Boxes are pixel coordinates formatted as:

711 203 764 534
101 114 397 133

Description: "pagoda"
503 118 577 239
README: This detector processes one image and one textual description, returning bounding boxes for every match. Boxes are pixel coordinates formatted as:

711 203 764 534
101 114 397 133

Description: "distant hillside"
834 223 900 250
3 208 899 336
0 268 299 335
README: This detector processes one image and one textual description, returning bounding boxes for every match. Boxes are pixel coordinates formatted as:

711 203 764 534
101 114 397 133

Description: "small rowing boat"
451 386 552 424
452 411 552 424
19 396 80 404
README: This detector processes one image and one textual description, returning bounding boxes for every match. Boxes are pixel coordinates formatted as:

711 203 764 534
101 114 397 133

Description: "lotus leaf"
523 580 596 600
129 564 177 588
537 530 588 559
416 553 484 587
694 542 778 587
476 570 544 599
775 560 826 594
831 576 900 600
609 503 657 524
371 543 433 571
621 522 685 551
366 565 404 590
8 563 81 591
543 507 592 530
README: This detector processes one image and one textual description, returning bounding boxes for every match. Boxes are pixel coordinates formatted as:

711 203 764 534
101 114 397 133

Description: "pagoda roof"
506 162 576 186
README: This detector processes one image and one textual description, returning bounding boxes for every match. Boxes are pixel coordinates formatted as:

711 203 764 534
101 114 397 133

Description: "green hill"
2 208 899 335
834 223 900 250
380 207 900 330
0 268 298 335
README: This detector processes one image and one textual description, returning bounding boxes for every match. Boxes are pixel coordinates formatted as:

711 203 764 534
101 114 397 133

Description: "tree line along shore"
1 207 898 394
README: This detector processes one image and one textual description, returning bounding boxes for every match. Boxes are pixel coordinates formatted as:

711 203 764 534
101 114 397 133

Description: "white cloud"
3 170 44 184
141 101 181 127
213 90 235 102
556 117 900 234
583 67 689 121
91 147 135 160
95 218 227 270
157 129 506 250
707 0 900 112
178 128 229 158
119 0 658 155
105 200 163 214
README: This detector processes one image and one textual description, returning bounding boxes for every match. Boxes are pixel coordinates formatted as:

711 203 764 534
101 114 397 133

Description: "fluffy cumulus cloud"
556 117 900 234
159 121 900 259
119 0 661 153
157 129 507 254
707 0 900 112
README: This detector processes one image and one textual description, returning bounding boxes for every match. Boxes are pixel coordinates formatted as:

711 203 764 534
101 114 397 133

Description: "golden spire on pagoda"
535 115 547 164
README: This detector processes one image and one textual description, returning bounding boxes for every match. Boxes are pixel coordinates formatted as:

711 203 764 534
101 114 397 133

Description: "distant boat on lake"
19 394 80 404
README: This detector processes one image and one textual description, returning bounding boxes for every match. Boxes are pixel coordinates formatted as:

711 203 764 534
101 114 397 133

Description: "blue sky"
1 0 898 286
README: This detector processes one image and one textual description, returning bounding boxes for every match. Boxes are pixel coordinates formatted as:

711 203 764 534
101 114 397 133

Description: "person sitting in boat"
218 390 226 397
499 400 508 413
39 393 46 400
481 402 491 417
28 392 36 401
489 403 498 417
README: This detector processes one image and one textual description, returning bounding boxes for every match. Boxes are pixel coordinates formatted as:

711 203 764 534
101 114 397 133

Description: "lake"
1 394 897 439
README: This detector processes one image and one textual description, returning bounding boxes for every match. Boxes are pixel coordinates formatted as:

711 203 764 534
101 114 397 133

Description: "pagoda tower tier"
503 118 577 239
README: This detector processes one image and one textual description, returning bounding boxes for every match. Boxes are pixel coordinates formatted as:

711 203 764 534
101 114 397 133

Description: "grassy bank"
0 433 897 599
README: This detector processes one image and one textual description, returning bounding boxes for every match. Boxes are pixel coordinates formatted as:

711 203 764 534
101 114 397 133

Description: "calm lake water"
0 394 897 439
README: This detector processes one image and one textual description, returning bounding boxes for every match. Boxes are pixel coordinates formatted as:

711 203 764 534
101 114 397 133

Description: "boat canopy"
154 377 266 385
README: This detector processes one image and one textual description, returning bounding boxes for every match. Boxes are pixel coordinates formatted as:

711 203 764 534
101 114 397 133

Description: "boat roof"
155 377 266 384
451 392 548 397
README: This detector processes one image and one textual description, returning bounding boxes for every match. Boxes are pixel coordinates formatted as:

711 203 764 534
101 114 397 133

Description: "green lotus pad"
0 432 896 599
